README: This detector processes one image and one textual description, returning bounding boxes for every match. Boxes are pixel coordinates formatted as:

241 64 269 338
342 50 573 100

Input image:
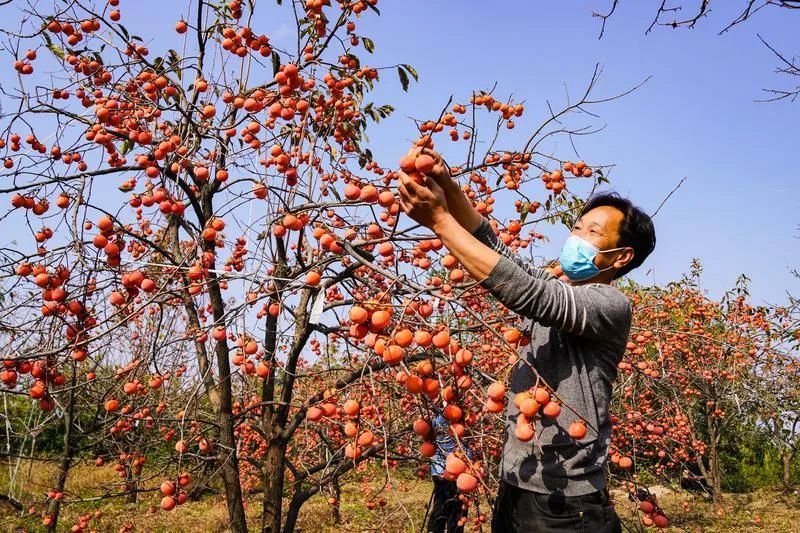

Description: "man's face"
570 205 625 271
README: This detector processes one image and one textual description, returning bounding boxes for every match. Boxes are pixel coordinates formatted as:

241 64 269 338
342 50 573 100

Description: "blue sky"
2 1 797 306
351 1 799 305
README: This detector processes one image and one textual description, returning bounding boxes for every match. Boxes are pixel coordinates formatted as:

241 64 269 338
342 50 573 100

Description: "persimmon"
370 309 391 329
488 382 506 401
515 420 534 442
343 399 360 417
533 387 550 405
568 421 587 440
160 496 176 511
305 271 321 286
456 473 478 493
542 401 561 418
432 330 450 348
444 453 466 476
413 419 431 437
349 306 369 324
443 403 462 422
160 481 176 496
420 442 436 457
414 154 435 174
413 330 432 346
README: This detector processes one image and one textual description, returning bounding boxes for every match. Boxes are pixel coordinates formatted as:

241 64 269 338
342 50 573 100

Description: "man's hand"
403 146 453 190
397 171 450 230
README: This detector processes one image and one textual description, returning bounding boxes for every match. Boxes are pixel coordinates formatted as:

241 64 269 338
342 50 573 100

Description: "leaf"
362 37 375 53
397 67 409 92
401 64 419 82
168 49 182 80
119 25 129 41
272 51 281 76
120 139 133 156
153 56 164 74
366 2 380 14
47 44 65 60
328 184 342 203
520 203 530 224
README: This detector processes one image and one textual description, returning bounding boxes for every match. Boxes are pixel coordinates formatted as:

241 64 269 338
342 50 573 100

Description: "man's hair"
579 192 656 279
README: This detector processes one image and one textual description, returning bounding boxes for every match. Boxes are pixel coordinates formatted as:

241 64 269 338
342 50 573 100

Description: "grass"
0 460 799 531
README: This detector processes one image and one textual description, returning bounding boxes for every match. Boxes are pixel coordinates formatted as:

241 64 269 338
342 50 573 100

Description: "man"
397 147 656 533
427 413 466 533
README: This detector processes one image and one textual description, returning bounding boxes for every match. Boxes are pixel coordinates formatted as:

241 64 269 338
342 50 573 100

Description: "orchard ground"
1 461 798 532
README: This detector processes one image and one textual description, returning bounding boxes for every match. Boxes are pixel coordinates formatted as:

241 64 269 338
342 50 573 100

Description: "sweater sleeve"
471 218 551 280
480 255 632 341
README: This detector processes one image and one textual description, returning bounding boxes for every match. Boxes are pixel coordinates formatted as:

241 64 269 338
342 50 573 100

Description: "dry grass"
1 462 799 532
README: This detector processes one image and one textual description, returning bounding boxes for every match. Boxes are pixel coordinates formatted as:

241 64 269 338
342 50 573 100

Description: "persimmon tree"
610 263 781 526
0 1 658 532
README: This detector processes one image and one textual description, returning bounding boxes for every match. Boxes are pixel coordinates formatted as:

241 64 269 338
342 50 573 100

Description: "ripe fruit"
370 310 391 329
399 155 415 172
160 481 175 496
456 473 478 492
487 382 506 401
414 154 435 174
443 403 462 422
568 421 587 440
343 399 360 417
533 387 550 405
445 453 466 476
413 419 431 437
515 421 534 442
349 306 369 324
160 496 176 511
519 398 539 417
542 401 561 418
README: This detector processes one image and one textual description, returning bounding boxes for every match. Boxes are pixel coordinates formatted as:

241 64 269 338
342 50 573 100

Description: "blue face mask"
558 235 625 282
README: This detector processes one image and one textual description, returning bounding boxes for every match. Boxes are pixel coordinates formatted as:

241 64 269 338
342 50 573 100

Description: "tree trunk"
46 369 77 533
707 415 723 505
282 489 306 533
332 477 341 526
45 449 72 533
783 451 794 489
217 389 248 533
261 440 287 533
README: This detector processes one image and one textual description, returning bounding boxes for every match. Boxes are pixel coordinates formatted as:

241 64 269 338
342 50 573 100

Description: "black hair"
578 192 656 279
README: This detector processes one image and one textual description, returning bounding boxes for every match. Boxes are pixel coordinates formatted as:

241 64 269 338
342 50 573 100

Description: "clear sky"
1 1 797 306
351 1 799 306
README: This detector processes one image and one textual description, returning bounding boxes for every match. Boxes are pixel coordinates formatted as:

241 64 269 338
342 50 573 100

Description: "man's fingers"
399 171 424 195
398 196 412 215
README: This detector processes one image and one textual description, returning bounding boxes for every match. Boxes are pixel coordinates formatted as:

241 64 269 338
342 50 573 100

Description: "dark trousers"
427 477 466 533
491 481 622 533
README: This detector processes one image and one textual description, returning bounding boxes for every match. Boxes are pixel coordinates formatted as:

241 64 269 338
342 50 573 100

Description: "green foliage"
714 419 797 492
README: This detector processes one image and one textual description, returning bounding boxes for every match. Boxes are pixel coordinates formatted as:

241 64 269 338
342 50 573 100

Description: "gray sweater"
472 219 632 497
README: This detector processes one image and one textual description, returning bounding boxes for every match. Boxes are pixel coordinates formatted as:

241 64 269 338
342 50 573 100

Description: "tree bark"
707 414 723 505
282 488 305 533
46 370 77 533
331 477 341 526
783 451 794 489
261 440 287 533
